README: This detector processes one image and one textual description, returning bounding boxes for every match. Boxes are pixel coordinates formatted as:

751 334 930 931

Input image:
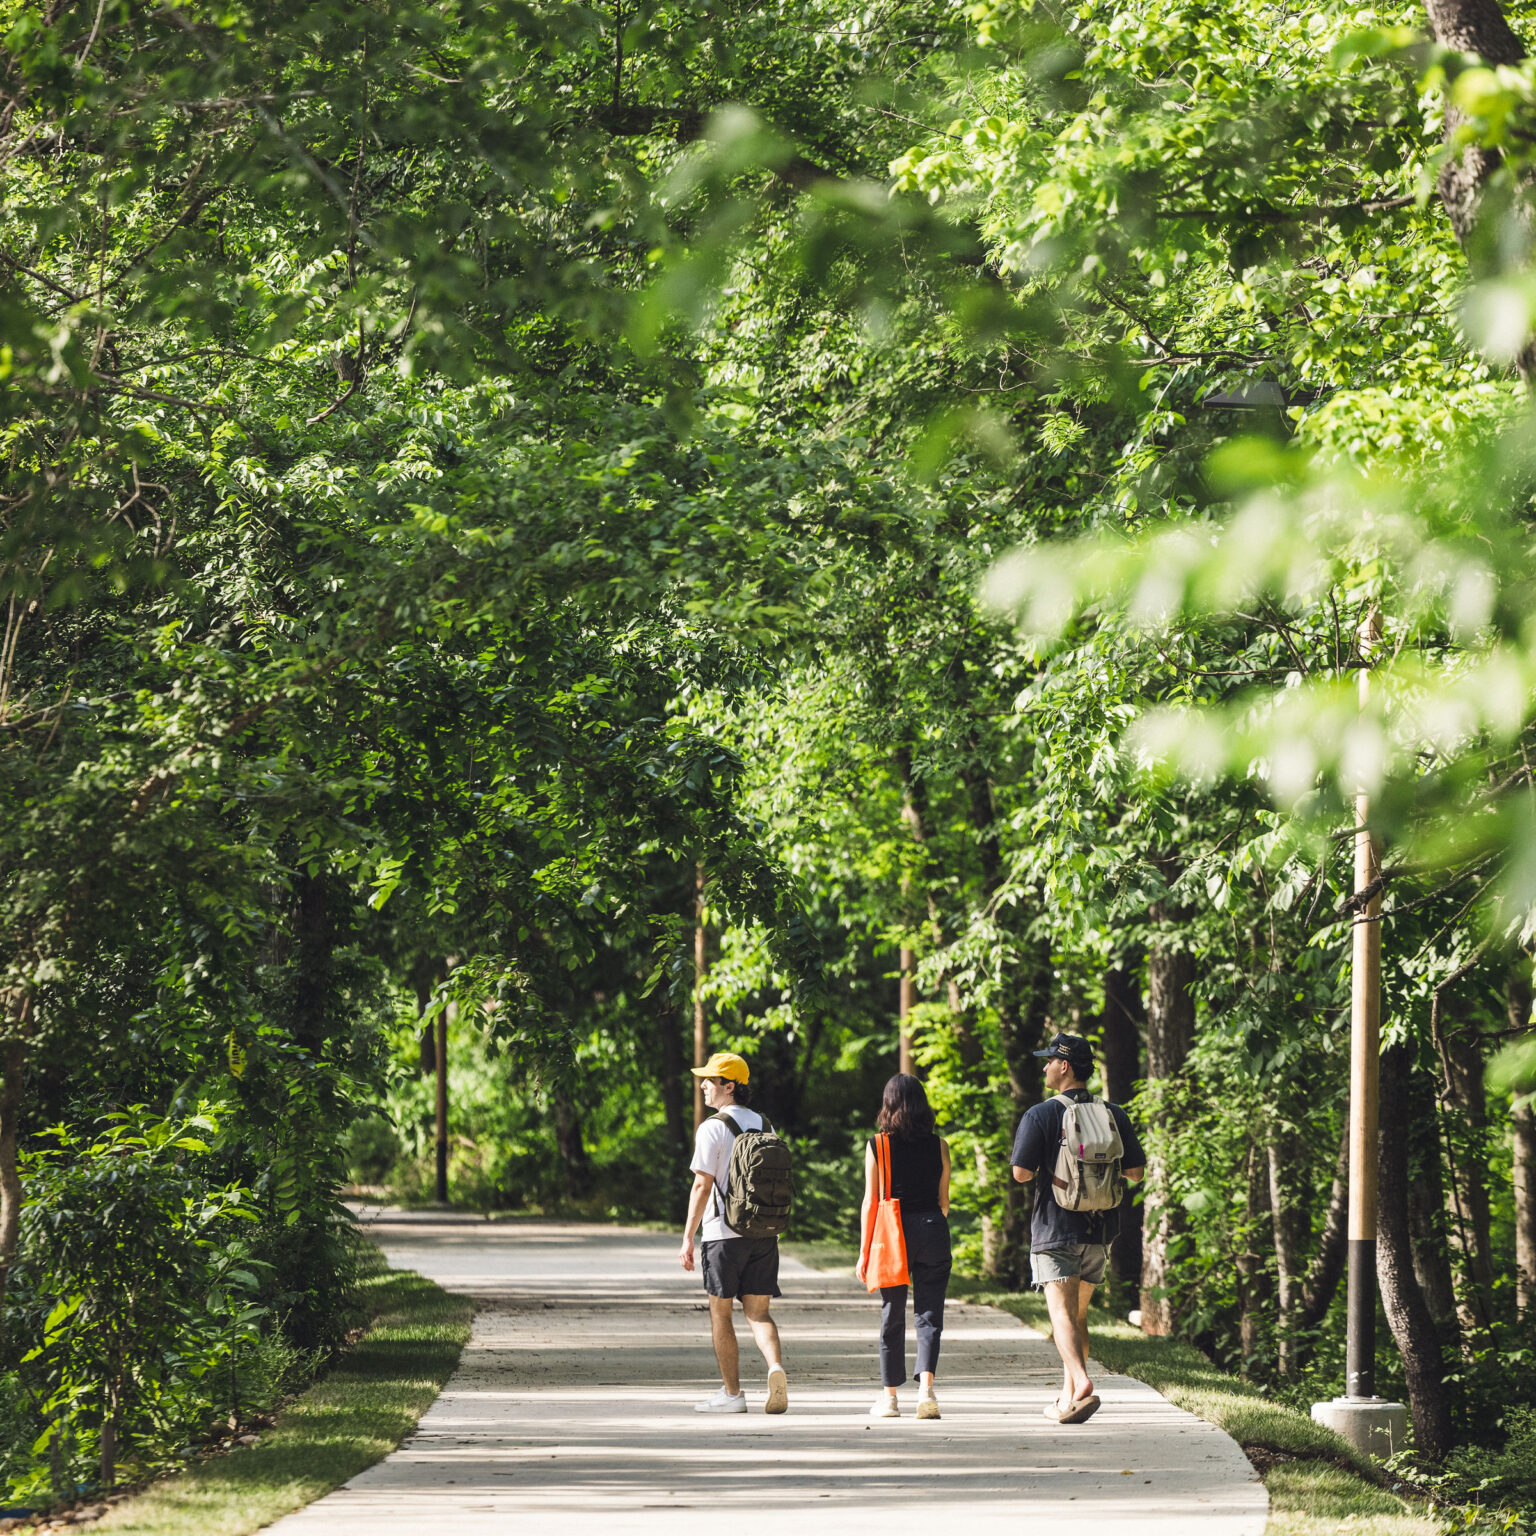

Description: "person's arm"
678 1170 715 1271
939 1138 951 1216
854 1141 878 1283
1117 1106 1147 1183
1010 1107 1041 1183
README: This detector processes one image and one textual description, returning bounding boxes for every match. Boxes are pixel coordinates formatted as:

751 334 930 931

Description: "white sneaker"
695 1387 748 1414
916 1390 941 1420
869 1395 900 1418
765 1365 789 1415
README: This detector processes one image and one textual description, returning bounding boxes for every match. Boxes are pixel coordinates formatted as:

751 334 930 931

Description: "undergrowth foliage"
0 1107 356 1504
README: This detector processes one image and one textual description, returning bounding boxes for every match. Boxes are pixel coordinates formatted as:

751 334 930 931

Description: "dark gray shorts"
1030 1243 1110 1288
701 1236 781 1300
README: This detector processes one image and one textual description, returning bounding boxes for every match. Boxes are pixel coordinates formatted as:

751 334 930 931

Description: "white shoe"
916 1391 941 1420
869 1395 900 1418
765 1365 789 1415
695 1387 748 1413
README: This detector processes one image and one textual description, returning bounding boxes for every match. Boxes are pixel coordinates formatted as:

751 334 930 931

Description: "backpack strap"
710 1112 762 1221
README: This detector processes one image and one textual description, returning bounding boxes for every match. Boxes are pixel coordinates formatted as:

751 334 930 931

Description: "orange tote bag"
863 1133 910 1292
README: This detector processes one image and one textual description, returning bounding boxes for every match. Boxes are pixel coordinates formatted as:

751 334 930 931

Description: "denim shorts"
1030 1243 1110 1288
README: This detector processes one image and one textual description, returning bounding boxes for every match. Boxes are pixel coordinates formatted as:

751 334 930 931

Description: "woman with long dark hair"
855 1072 952 1419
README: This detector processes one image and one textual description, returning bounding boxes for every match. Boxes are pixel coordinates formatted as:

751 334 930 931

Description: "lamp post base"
1310 1396 1408 1461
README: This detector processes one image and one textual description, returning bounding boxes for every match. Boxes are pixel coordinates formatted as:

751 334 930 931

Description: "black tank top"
870 1132 943 1212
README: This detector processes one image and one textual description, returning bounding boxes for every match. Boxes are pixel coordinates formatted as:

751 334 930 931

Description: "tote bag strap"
877 1133 892 1202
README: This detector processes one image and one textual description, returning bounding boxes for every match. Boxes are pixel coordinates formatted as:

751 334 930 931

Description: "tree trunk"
656 986 689 1163
1377 1044 1454 1462
1298 1126 1349 1333
898 944 917 1077
434 1002 450 1204
552 1087 590 1195
1509 967 1535 1317
1140 901 1195 1336
0 1029 24 1317
1517 1094 1536 1318
1267 1123 1308 1376
1100 958 1145 1288
291 869 337 1057
1237 1144 1273 1373
1406 1063 1461 1355
1441 1005 1496 1345
416 974 435 1075
1422 0 1525 246
693 861 708 1131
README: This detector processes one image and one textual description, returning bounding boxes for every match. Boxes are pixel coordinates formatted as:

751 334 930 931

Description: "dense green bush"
1434 1408 1536 1527
0 1106 360 1507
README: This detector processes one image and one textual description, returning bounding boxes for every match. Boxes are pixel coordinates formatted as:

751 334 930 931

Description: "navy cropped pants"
879 1209 952 1387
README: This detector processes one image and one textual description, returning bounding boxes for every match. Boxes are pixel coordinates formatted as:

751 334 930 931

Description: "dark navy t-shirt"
1009 1090 1146 1250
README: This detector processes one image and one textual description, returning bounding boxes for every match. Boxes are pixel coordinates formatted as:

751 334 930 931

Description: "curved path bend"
265 1212 1267 1536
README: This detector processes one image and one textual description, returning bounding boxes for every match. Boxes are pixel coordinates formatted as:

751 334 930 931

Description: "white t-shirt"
691 1107 764 1242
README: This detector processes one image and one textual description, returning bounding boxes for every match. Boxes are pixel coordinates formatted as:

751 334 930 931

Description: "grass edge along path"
90 1260 473 1536
782 1241 1436 1536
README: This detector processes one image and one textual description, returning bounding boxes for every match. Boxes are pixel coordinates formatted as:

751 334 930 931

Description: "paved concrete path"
264 1212 1267 1536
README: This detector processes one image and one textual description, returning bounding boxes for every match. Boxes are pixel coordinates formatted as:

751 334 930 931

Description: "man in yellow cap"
679 1051 789 1414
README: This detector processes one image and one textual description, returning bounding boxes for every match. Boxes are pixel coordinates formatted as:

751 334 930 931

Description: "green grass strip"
93 1264 473 1536
783 1242 1436 1536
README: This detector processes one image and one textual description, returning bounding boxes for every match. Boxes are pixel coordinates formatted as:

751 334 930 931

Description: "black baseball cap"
1034 1031 1093 1075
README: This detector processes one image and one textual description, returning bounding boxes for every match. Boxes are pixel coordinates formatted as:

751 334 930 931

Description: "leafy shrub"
4 1106 270 1500
1438 1407 1536 1523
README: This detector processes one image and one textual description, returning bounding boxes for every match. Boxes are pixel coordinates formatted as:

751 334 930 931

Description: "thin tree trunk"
1297 1126 1349 1333
1517 1096 1536 1318
1508 967 1535 1317
0 1028 24 1317
898 944 917 1077
1377 1044 1453 1462
693 861 707 1131
1267 1123 1308 1376
552 1087 590 1195
656 986 688 1162
434 1002 450 1203
291 870 337 1056
1140 898 1195 1336
1100 958 1145 1289
1406 1064 1461 1355
1237 1144 1273 1372
1441 1005 1496 1345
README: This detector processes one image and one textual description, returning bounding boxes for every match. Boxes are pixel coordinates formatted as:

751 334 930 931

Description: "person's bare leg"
1075 1282 1096 1394
710 1296 741 1395
740 1294 783 1371
1043 1277 1092 1409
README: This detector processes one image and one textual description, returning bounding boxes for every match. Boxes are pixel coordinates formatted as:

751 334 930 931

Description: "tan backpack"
1050 1095 1126 1212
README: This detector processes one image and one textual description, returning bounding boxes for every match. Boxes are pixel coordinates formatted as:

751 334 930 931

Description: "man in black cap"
1010 1030 1145 1424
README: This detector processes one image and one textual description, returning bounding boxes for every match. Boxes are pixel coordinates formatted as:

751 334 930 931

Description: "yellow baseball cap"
690 1051 749 1083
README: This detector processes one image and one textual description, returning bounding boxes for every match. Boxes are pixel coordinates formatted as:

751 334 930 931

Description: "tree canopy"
4 0 1536 1508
